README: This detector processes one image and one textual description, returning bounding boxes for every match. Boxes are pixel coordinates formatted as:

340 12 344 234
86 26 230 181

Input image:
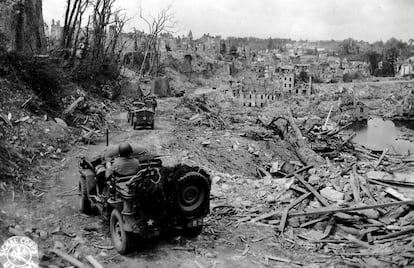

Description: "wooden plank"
375 148 389 168
251 211 280 223
64 96 85 115
367 232 373 243
21 96 33 108
279 192 311 233
289 200 414 217
289 185 308 194
282 165 313 178
251 200 414 221
384 187 411 201
322 217 335 239
344 234 371 248
350 165 360 203
323 105 333 130
299 216 328 228
295 174 330 207
85 255 103 268
374 226 414 241
50 249 87 268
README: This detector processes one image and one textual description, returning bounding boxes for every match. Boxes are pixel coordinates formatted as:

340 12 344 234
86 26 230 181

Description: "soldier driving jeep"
105 142 140 178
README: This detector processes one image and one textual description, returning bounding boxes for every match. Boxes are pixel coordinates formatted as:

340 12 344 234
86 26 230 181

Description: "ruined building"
0 0 46 54
281 73 295 94
49 19 63 48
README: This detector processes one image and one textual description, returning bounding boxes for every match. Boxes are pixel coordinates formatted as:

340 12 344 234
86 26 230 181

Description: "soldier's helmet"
119 142 133 157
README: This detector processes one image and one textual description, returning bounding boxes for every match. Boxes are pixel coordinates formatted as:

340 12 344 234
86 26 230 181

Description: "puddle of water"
345 118 414 154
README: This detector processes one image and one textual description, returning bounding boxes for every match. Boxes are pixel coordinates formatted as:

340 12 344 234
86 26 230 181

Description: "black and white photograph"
1 0 414 267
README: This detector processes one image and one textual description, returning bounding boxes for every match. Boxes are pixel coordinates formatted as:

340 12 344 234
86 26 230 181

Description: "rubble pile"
182 90 414 266
212 123 414 266
177 94 226 130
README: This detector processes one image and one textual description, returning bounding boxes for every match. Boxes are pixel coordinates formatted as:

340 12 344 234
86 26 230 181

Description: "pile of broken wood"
63 96 109 144
239 154 414 266
177 95 227 130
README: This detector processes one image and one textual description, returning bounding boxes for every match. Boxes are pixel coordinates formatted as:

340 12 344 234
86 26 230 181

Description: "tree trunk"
286 109 325 167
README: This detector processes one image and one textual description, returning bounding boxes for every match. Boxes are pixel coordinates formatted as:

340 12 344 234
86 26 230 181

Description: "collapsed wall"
0 0 46 54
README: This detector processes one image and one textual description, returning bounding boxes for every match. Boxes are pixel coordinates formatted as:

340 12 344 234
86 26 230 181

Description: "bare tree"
137 1 176 78
105 9 130 61
61 0 89 49
90 0 115 62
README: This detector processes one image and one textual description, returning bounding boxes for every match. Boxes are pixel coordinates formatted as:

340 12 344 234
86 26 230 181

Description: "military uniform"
111 156 140 176
105 143 140 178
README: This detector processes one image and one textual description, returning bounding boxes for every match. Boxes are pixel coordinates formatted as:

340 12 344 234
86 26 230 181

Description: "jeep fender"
80 169 96 193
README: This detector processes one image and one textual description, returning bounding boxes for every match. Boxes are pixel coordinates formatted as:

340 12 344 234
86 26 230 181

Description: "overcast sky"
42 0 414 42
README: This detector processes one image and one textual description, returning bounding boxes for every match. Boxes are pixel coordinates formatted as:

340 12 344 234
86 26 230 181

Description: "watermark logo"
0 236 39 268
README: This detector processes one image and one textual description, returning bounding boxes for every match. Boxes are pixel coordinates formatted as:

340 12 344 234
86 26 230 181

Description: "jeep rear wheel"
110 209 133 255
79 178 91 214
174 172 209 216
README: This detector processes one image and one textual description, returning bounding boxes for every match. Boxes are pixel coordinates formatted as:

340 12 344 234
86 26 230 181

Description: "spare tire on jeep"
162 165 211 218
172 171 210 217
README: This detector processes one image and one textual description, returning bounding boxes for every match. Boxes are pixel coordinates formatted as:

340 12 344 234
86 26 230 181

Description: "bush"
343 72 363 83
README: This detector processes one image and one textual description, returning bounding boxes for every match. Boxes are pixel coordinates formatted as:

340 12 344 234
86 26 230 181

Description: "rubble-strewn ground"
2 73 414 267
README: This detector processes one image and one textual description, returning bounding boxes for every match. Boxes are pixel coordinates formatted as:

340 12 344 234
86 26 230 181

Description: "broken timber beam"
251 200 414 222
283 165 313 178
374 226 414 241
64 96 85 115
279 192 312 233
85 255 104 268
375 148 389 168
295 174 330 207
350 165 360 203
323 105 333 130
50 249 87 268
